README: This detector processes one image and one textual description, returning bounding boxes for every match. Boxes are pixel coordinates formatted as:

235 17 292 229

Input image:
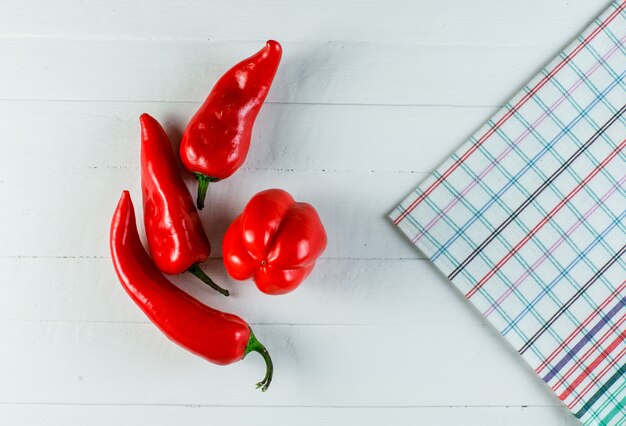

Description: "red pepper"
222 189 327 295
110 191 273 390
140 113 229 296
180 40 282 209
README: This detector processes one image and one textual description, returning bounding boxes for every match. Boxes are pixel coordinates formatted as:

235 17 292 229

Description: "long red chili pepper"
223 189 327 295
180 40 282 209
140 113 228 296
110 191 273 390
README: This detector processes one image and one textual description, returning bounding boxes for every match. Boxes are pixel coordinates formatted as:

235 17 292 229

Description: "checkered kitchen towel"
390 2 626 425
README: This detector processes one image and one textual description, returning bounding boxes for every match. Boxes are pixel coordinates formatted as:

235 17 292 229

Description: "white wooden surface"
0 1 611 424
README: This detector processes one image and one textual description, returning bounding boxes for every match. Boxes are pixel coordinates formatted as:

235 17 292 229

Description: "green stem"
187 263 229 297
244 329 273 392
194 173 210 210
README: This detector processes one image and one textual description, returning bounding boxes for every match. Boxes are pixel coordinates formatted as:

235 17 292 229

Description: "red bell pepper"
222 189 327 295
110 191 273 390
180 40 282 209
140 113 228 296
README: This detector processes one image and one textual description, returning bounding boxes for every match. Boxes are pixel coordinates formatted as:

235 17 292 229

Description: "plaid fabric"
389 2 626 425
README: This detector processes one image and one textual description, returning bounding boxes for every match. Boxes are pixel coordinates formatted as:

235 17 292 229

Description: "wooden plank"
0 321 558 406
0 0 606 47
0 405 579 426
0 258 481 327
2 39 558 106
0 100 496 173
0 168 425 259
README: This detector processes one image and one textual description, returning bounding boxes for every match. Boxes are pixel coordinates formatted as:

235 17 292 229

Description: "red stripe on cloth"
393 1 626 226
536 281 626 374
466 139 626 299
562 334 626 408
554 315 626 393
411 40 626 247
484 178 624 318
567 346 626 409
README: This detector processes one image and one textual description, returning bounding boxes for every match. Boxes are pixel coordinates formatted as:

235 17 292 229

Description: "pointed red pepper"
222 189 327 295
110 191 273 390
180 40 282 209
140 113 228 296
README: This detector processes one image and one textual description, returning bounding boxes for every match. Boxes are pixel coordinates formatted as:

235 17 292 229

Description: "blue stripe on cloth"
431 70 625 263
501 210 626 336
544 295 626 383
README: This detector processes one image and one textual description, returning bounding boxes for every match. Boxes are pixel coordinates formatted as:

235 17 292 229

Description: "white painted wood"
0 101 496 172
0 0 606 47
0 168 425 259
0 258 479 327
1 40 563 106
0 405 580 426
0 321 558 406
0 0 601 423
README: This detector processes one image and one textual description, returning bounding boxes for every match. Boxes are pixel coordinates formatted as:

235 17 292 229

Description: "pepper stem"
194 173 211 210
244 329 273 392
187 263 229 296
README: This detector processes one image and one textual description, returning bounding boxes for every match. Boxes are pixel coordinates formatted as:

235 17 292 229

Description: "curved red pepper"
180 40 282 209
222 189 327 295
111 191 273 390
140 113 228 296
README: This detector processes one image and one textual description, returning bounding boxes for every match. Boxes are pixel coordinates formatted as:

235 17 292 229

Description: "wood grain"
0 101 496 172
0 258 469 327
0 40 566 106
0 168 425 259
0 0 606 46
0 321 557 406
0 405 580 426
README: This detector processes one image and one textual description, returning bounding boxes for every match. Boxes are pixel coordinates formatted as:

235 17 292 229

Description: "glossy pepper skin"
223 189 327 295
110 191 273 390
140 114 228 296
180 40 282 209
